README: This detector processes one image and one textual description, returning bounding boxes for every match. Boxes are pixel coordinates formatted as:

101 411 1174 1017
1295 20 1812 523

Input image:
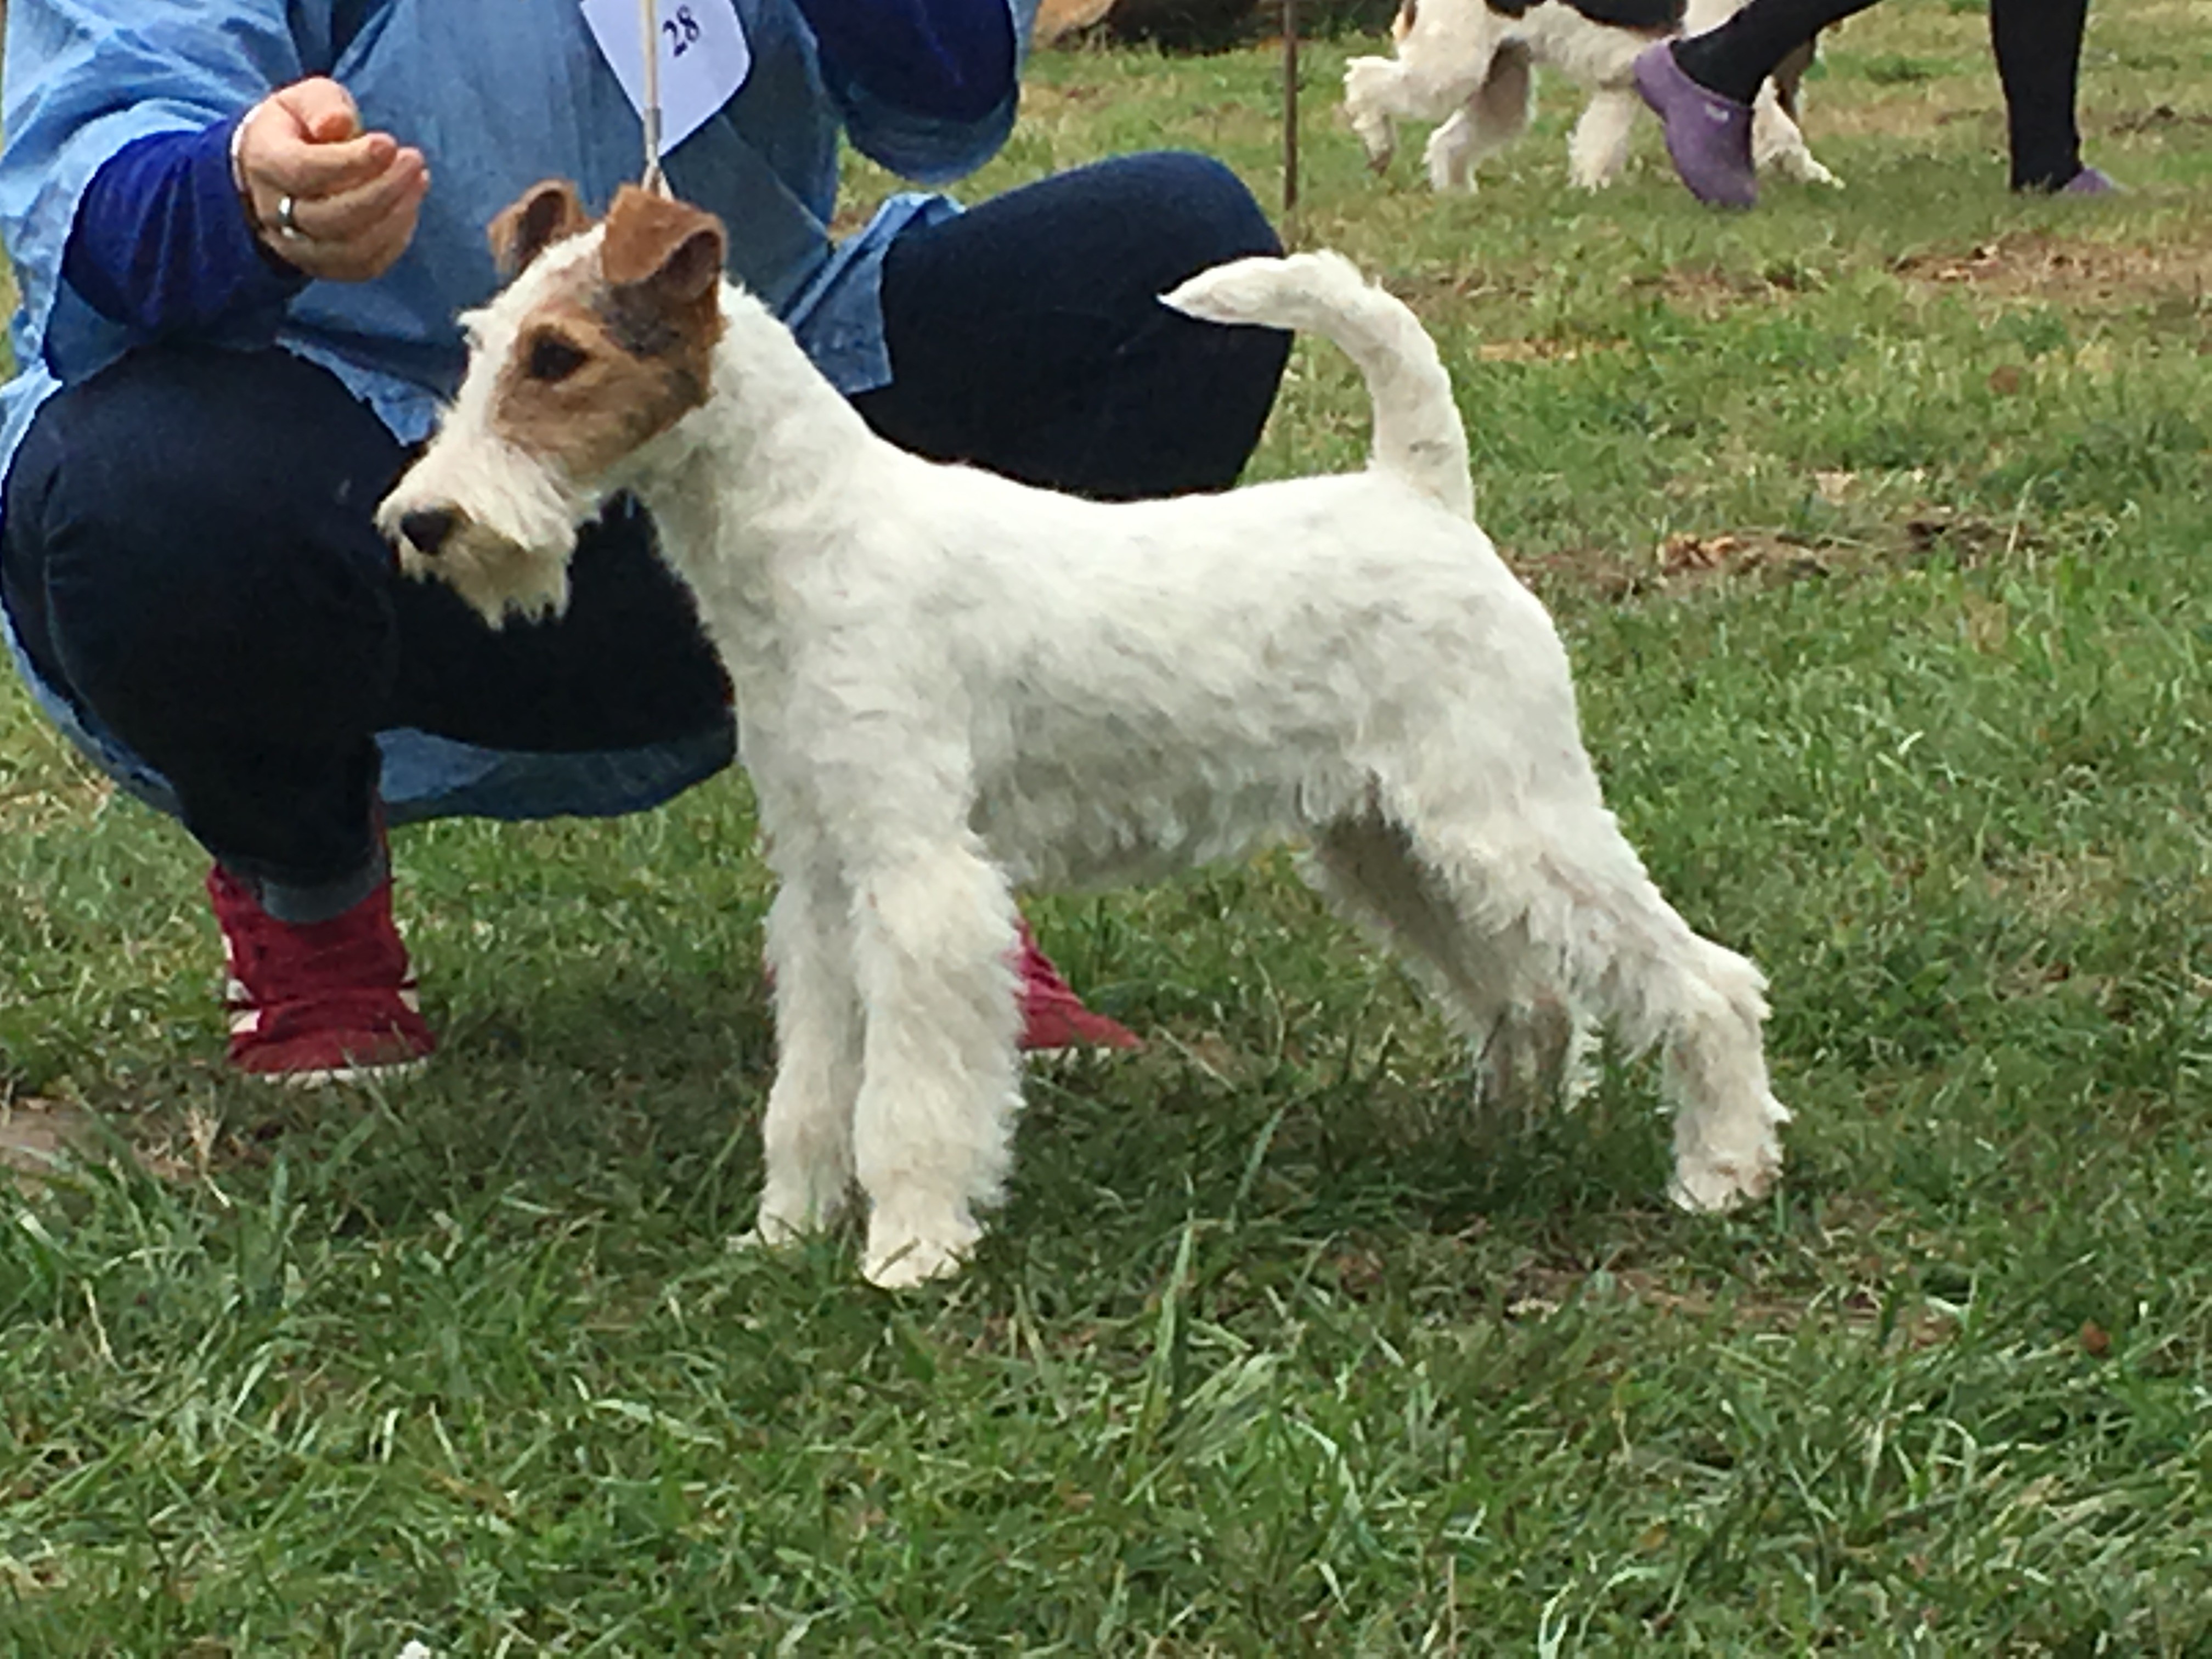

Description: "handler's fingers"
272 76 361 143
346 197 430 280
240 82 395 201
287 147 428 246
264 163 429 283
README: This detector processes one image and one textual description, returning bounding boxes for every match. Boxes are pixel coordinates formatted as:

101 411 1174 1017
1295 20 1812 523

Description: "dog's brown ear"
489 180 594 279
603 185 727 307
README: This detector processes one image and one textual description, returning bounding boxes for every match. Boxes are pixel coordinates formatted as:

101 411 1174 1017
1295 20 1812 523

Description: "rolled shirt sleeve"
0 0 308 380
62 118 309 340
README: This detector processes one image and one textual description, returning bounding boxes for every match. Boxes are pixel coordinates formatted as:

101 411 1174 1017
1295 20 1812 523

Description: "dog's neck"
623 282 881 587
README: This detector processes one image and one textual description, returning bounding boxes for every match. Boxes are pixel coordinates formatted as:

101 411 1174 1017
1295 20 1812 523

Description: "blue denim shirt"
0 0 1036 827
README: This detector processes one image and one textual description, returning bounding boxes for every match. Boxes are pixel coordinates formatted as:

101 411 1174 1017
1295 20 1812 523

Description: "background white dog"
1345 0 1838 193
382 184 1789 1289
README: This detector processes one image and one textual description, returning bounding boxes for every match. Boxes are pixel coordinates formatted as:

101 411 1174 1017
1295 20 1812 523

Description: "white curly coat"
381 186 1789 1289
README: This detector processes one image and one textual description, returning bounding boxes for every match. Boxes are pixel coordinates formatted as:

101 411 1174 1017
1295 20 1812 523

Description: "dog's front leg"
848 841 1025 1289
1345 42 1491 174
1566 88 1640 190
1751 82 1840 187
749 868 863 1245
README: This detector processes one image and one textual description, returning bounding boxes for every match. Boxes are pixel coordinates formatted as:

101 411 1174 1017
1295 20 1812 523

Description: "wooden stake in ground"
1282 0 1300 218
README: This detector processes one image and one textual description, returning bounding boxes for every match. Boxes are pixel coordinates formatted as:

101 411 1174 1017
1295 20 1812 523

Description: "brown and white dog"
1345 0 1836 193
380 185 1790 1288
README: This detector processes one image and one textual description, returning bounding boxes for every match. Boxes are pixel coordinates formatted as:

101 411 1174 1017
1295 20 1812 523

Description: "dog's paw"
1757 146 1842 189
862 1209 982 1290
1668 1140 1782 1213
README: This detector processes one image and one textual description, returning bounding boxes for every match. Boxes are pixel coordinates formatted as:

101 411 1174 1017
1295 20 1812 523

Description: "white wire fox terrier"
1344 0 1838 193
379 182 1790 1289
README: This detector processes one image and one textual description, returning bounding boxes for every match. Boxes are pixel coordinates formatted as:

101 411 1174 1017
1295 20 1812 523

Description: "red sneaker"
1015 924 1142 1054
208 866 437 1085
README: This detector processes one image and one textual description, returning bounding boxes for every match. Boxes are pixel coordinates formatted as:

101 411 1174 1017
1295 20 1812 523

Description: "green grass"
7 6 2212 1652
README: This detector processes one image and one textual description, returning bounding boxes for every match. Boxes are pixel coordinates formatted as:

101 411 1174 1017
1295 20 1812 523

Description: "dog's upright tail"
1162 252 1472 518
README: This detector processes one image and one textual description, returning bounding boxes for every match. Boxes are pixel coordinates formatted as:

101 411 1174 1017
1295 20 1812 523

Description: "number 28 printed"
662 4 703 56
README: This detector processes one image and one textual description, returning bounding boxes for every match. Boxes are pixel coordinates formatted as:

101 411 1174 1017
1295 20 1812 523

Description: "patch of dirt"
0 1093 240 1193
1472 337 1611 365
1013 82 1106 117
1610 261 1834 320
0 1098 93 1189
1383 270 1526 317
1501 1261 1959 1350
1521 530 1832 603
1889 229 2212 308
1034 0 1118 43
2106 103 2212 135
1520 504 2042 605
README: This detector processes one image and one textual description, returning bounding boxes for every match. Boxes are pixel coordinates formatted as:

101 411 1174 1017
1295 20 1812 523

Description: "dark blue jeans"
1 154 1288 901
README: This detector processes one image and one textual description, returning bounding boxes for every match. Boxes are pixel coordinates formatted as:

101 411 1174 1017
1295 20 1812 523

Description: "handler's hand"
234 78 429 282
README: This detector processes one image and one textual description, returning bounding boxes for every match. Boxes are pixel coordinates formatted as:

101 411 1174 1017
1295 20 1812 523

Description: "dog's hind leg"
847 841 1025 1289
1386 790 1788 1211
749 870 863 1245
1425 40 1532 191
1424 110 1480 192
1567 87 1640 190
1305 813 1581 1120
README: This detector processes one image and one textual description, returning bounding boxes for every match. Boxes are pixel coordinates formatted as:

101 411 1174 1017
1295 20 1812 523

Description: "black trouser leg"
3 347 402 891
1672 0 1885 106
0 346 730 897
855 151 1289 501
1993 0 2091 190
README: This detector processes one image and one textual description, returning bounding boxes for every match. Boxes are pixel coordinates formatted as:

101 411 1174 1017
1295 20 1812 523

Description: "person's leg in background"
854 150 1292 1047
857 151 1288 501
2 344 733 1080
3 345 433 1079
1643 0 2118 205
1633 0 1883 207
1992 0 2113 193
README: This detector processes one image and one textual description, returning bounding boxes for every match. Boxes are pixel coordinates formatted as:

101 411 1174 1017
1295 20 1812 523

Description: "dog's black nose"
399 507 458 557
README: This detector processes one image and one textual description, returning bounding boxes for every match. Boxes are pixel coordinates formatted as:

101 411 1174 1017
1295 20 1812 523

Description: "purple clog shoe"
1632 43 1757 210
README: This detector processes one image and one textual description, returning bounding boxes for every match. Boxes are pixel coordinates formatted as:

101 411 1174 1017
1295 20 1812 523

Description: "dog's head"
377 180 728 625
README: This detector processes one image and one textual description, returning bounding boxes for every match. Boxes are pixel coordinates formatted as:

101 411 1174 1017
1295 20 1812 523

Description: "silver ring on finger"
275 194 309 242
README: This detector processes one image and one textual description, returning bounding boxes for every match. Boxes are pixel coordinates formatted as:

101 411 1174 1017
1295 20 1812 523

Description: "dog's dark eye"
525 332 590 383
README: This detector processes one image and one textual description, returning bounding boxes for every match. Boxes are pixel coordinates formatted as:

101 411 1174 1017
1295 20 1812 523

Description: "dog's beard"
381 435 594 627
401 528 575 627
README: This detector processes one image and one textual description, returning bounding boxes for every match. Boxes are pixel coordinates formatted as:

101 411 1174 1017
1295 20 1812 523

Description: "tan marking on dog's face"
1392 0 1416 41
484 188 729 486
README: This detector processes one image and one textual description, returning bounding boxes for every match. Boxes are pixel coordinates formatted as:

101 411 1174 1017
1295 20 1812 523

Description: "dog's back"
1163 253 1473 520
